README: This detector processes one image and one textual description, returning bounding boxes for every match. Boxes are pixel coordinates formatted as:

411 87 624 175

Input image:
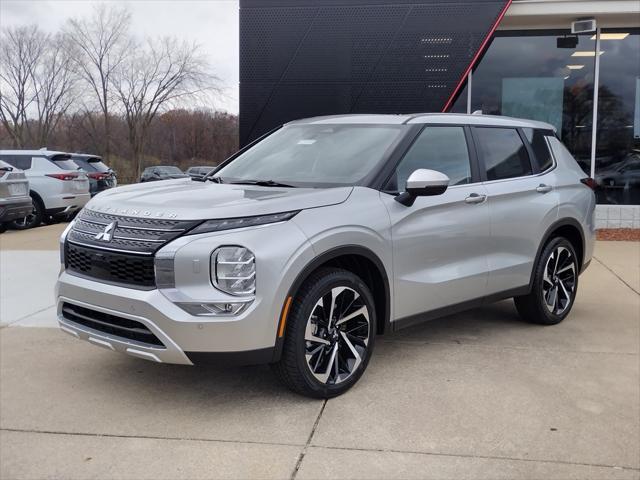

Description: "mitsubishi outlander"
56 114 596 398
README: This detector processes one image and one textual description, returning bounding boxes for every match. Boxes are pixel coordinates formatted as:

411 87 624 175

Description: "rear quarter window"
523 128 555 172
52 159 81 171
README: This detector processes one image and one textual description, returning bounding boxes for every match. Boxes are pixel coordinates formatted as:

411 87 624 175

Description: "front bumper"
0 197 32 222
56 271 282 365
55 216 316 366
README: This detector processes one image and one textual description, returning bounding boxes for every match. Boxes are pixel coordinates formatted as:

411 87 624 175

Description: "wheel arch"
529 218 586 290
284 245 391 336
29 189 45 208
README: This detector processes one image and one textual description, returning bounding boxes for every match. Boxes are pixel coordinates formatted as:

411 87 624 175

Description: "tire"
10 195 43 230
0 223 7 233
514 237 579 325
272 267 376 398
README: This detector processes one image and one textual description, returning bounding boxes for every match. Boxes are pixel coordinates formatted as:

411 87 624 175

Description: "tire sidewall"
534 237 579 324
291 270 376 397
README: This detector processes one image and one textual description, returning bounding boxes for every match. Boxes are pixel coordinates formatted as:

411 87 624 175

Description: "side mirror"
395 169 450 207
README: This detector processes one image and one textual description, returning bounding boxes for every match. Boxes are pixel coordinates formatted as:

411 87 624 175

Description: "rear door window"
474 127 532 181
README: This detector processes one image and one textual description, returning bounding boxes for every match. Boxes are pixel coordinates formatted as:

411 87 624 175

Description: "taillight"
46 172 79 181
87 172 109 180
580 177 597 190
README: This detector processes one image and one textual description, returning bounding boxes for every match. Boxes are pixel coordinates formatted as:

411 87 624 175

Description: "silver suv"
56 114 596 398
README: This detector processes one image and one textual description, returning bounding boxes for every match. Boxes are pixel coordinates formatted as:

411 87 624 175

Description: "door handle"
465 193 487 204
536 184 553 194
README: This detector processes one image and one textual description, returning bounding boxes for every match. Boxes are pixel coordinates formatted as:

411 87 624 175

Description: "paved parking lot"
1 225 639 479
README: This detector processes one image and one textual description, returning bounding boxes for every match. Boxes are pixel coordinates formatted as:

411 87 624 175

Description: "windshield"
157 166 183 175
214 124 406 187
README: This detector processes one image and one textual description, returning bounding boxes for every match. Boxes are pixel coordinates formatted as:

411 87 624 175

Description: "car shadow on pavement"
78 300 529 403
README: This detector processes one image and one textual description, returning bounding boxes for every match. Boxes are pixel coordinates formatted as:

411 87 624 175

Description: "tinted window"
51 158 81 171
475 127 532 180
523 128 554 171
0 155 32 170
387 126 471 191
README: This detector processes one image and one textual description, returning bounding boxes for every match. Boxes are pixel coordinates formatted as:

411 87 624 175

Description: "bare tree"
0 25 45 147
111 37 217 178
29 33 77 146
64 4 131 160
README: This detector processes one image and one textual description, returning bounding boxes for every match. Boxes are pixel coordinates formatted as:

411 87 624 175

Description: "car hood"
84 178 353 220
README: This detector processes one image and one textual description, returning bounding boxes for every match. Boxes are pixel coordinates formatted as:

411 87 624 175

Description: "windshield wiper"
194 175 224 183
229 179 297 188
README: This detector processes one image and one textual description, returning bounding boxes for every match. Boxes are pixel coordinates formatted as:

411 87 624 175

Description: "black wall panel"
240 0 510 145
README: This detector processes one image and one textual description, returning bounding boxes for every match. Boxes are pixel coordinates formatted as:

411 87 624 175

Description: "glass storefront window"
594 29 640 205
461 30 597 173
449 28 640 205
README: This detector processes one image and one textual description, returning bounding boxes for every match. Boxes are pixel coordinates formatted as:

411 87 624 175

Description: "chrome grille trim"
77 217 183 233
67 209 200 255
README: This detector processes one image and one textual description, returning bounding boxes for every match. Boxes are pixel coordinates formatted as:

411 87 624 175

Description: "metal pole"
467 69 473 114
590 27 601 179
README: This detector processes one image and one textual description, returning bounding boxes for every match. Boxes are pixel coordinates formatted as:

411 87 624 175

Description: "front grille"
67 209 200 255
61 303 164 347
65 209 200 288
66 243 156 288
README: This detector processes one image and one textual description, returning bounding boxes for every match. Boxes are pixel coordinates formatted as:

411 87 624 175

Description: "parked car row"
0 149 116 231
140 165 215 182
0 150 214 231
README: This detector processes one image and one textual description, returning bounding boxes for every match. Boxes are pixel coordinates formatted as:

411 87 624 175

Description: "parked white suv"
56 114 596 398
0 150 90 229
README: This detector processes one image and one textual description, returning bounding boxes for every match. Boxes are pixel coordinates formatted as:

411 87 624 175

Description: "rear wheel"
515 237 579 325
272 267 376 398
0 223 7 233
11 196 43 230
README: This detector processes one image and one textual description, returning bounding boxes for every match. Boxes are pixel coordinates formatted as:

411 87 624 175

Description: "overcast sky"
0 0 240 113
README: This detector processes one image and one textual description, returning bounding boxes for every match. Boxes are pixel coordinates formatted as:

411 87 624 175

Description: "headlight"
212 246 255 296
188 211 299 236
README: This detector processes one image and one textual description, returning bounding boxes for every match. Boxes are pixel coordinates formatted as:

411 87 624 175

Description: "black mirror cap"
394 184 448 206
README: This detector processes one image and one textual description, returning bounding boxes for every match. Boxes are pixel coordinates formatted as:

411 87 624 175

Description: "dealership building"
239 0 640 228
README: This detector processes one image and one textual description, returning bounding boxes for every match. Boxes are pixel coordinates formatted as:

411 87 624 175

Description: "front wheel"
272 267 376 398
515 237 579 325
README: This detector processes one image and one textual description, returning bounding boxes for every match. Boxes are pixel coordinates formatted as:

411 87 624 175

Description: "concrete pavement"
1 225 639 479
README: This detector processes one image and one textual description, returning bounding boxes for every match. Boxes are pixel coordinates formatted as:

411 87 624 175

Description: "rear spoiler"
50 154 72 161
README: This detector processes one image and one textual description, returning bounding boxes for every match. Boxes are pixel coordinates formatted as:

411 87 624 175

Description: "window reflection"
450 28 640 205
594 29 640 205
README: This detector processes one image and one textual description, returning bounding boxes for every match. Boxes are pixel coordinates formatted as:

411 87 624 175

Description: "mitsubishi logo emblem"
95 221 116 242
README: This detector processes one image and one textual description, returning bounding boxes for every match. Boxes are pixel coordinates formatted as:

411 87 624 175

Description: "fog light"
176 301 251 317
